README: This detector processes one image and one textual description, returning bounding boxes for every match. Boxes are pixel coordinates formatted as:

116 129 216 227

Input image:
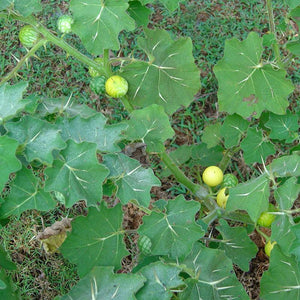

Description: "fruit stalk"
0 39 47 85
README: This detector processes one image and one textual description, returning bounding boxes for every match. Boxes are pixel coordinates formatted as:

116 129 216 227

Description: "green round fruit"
19 25 40 48
57 15 74 34
90 76 106 95
105 75 128 98
257 211 276 227
216 187 229 209
265 240 276 257
202 166 223 187
138 235 152 255
221 174 238 188
89 57 104 78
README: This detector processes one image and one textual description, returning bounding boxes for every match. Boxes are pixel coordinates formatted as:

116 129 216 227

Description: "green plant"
57 15 73 34
0 0 300 299
216 187 229 209
18 25 40 48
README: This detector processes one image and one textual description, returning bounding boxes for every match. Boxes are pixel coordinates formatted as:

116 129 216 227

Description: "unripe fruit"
257 211 276 227
90 76 106 95
221 174 238 188
202 166 223 187
57 15 74 34
138 235 152 255
105 75 128 98
19 25 40 48
265 241 276 257
88 57 104 78
216 187 229 208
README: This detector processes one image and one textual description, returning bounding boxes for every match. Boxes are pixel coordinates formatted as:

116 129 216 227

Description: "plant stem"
256 226 270 241
7 12 108 77
0 39 47 85
266 0 282 65
202 208 221 225
103 49 113 77
121 95 134 113
219 147 240 172
222 210 254 225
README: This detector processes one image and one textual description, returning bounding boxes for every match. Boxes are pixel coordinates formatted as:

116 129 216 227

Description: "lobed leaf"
6 115 66 165
122 28 200 115
216 219 258 271
125 104 174 153
202 123 221 148
14 0 41 16
139 0 182 11
127 0 151 27
0 136 21 192
240 127 275 164
56 114 127 153
267 153 300 177
60 266 145 300
0 82 28 124
290 222 300 261
60 204 128 277
0 167 56 218
220 114 249 148
260 246 300 299
226 174 270 222
45 140 109 208
214 32 294 118
103 153 160 207
179 243 248 299
70 0 135 55
138 195 204 259
135 262 184 300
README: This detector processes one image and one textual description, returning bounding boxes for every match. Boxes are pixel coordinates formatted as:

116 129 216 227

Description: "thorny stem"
219 147 240 172
5 12 108 77
0 39 47 85
266 0 282 66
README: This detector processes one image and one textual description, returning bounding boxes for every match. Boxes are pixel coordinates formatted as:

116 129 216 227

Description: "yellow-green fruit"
202 166 223 187
88 57 104 77
265 241 276 257
257 212 276 227
19 25 40 48
217 188 229 208
105 75 128 98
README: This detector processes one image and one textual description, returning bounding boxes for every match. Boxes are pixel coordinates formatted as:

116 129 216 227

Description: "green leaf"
220 114 249 148
70 0 135 55
14 0 41 16
6 115 66 165
265 112 299 143
36 97 97 119
260 246 300 299
287 0 300 10
214 32 294 118
179 243 248 299
60 266 145 300
290 5 300 28
60 204 128 277
0 269 20 300
45 140 109 208
125 104 174 153
138 195 204 259
271 215 296 255
0 245 16 270
0 0 12 10
290 222 300 261
268 153 300 177
216 219 258 271
135 262 184 300
140 0 182 11
0 136 21 192
122 28 200 115
0 167 56 218
56 114 127 153
240 127 276 164
274 177 300 210
0 82 28 124
286 40 300 56
190 144 223 166
202 123 221 148
103 153 160 207
127 1 151 27
226 174 270 222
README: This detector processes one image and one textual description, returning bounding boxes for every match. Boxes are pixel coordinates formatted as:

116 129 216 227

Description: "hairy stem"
219 147 240 172
266 0 282 65
0 39 47 85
